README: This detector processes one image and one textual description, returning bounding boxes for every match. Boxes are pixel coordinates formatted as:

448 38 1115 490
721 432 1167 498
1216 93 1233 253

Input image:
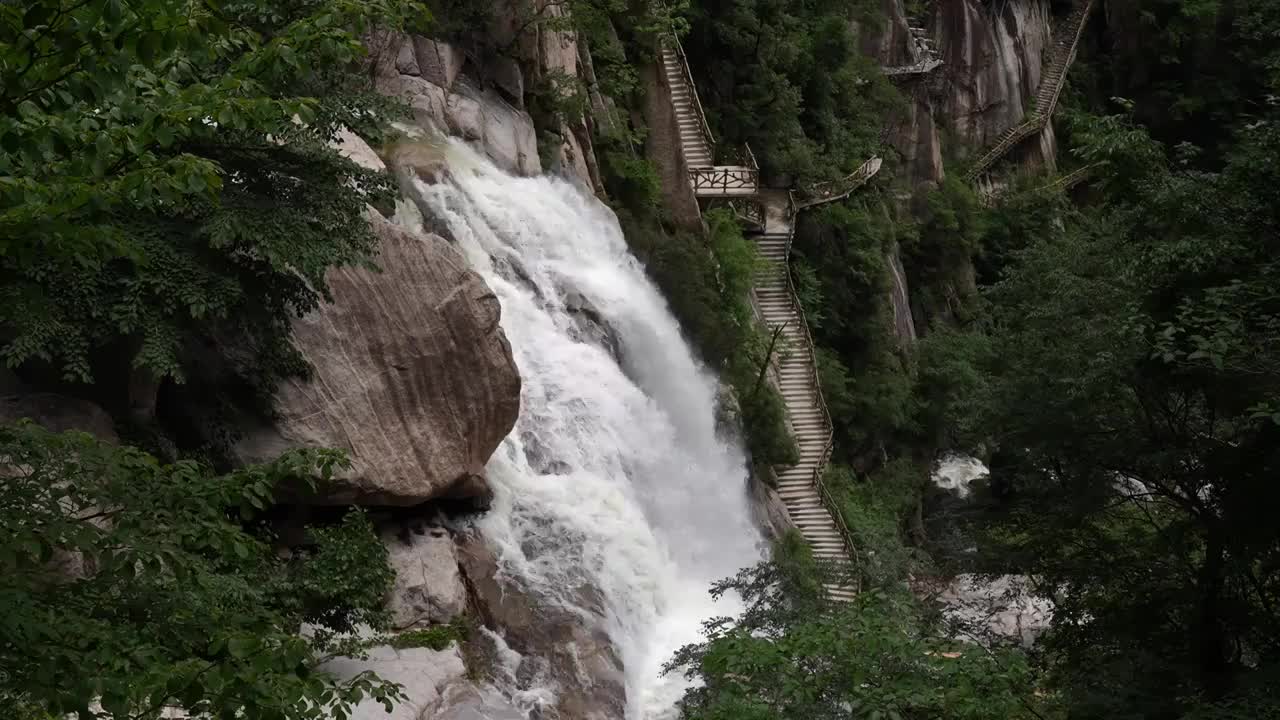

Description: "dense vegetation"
669 0 1280 719
0 424 397 718
0 0 419 433
0 2 426 718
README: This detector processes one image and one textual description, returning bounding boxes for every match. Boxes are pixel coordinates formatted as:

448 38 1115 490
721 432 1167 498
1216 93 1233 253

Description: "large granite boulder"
235 211 521 506
322 645 468 720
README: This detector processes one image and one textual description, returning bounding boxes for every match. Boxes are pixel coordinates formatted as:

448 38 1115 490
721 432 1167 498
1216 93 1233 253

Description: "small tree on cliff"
0 422 399 719
0 0 426 419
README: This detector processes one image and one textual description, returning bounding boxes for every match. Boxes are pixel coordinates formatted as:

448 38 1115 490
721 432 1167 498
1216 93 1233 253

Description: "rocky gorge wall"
859 0 1060 337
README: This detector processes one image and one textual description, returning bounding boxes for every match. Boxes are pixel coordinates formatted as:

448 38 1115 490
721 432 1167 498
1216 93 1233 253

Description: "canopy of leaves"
954 110 1280 719
668 533 1045 720
0 0 421 397
682 0 899 184
0 422 398 720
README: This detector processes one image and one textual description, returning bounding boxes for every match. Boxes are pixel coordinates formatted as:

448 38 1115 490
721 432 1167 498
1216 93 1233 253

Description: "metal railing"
707 197 766 229
963 0 1095 182
979 161 1101 206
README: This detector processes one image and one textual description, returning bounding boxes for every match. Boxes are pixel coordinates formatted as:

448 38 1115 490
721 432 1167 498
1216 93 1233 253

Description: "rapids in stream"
399 139 764 719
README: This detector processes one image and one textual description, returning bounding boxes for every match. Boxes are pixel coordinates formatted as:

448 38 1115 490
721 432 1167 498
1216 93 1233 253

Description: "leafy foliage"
0 0 420 405
387 617 470 651
955 107 1280 718
0 422 398 719
668 533 1046 720
683 0 899 184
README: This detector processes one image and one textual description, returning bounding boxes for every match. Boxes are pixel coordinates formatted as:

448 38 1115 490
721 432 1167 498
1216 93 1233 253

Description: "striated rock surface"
384 523 468 629
936 0 1057 168
375 36 542 177
235 211 521 506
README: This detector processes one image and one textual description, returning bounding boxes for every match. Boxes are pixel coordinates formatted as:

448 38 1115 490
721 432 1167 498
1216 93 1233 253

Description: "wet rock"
234 211 521 507
376 73 449 132
387 139 450 184
456 531 625 720
563 291 621 361
445 92 486 141
384 524 468 629
749 466 798 540
487 56 525 106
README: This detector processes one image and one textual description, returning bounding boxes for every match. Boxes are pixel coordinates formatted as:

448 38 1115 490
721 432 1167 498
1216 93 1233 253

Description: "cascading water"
397 139 764 718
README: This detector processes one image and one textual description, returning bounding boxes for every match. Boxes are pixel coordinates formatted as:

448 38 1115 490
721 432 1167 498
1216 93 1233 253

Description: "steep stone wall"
935 0 1057 171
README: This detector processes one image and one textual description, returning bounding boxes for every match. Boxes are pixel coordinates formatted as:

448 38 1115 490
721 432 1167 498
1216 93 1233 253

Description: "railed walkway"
754 192 858 601
963 0 1095 182
661 36 887 601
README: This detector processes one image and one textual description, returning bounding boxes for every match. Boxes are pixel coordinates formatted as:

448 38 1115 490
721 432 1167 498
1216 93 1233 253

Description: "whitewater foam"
399 140 764 718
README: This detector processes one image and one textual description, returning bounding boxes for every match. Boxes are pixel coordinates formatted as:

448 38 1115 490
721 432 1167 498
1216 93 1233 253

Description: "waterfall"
398 139 764 719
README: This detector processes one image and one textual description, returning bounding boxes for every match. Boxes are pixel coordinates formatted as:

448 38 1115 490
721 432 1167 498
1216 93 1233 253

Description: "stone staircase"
754 198 858 602
660 35 867 601
660 41 714 169
660 39 760 198
963 0 1095 182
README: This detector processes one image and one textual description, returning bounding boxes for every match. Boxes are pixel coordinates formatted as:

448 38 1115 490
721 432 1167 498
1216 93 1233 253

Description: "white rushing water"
931 453 989 498
400 140 764 719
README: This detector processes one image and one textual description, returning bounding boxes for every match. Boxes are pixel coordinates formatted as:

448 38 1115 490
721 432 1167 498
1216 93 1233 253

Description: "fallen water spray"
399 140 764 718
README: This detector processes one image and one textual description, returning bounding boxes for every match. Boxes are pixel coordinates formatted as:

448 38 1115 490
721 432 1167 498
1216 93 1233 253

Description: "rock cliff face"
858 0 1060 337
936 0 1057 171
236 208 521 506
863 0 1058 191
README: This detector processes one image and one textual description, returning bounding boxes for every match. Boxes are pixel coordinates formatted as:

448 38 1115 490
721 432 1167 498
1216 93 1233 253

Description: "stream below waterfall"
398 139 765 719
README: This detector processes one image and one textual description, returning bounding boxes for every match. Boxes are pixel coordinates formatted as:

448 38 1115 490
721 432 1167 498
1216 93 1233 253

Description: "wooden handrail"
796 156 883 209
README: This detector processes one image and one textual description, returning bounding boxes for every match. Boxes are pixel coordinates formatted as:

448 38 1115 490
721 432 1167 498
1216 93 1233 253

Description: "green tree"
683 0 898 184
0 0 424 417
668 533 1047 720
0 422 399 719
966 115 1280 719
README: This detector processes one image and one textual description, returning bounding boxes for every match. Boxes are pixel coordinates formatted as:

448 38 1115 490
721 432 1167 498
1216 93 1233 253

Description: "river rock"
456 531 625 720
0 393 118 442
234 211 521 506
322 645 467 720
384 524 468 629
936 574 1054 647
